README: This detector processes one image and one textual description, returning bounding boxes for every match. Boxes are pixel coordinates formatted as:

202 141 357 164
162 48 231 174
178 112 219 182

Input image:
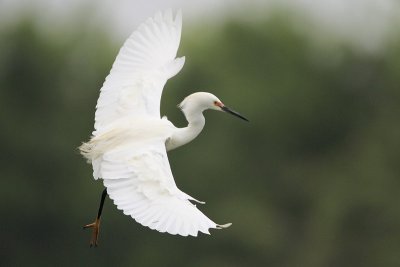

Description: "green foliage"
1 11 400 267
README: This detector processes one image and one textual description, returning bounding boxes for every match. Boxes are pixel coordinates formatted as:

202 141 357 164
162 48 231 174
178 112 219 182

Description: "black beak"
221 106 249 122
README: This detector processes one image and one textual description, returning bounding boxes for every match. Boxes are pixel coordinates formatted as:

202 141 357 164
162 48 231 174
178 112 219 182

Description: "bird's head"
178 92 248 121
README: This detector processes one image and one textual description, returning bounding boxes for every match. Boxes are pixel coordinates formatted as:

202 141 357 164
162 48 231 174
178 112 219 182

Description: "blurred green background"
1 2 400 267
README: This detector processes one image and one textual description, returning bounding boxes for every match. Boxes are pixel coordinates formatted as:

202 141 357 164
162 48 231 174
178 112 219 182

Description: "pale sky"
1 0 399 52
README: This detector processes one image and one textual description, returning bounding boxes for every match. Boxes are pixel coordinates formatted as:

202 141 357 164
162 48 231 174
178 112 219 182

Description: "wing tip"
216 223 232 229
174 9 183 27
154 8 181 25
163 8 173 22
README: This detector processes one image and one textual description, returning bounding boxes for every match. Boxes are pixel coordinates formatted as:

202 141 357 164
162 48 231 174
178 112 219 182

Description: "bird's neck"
185 112 206 137
167 112 205 151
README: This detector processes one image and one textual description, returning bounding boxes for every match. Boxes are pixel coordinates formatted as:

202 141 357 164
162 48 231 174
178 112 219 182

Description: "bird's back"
80 10 232 237
80 117 174 170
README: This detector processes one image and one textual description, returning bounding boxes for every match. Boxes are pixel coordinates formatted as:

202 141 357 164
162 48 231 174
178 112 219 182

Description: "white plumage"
94 9 184 130
80 10 248 239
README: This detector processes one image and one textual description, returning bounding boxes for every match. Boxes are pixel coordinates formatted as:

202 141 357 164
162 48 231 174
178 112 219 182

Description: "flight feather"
94 9 185 132
80 10 230 237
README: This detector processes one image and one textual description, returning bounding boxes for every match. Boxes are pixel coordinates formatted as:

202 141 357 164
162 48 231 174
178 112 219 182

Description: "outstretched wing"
87 119 229 236
94 9 185 132
81 10 231 236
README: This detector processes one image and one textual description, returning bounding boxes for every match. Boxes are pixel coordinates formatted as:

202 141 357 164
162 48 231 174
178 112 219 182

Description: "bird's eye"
214 101 223 107
214 101 224 107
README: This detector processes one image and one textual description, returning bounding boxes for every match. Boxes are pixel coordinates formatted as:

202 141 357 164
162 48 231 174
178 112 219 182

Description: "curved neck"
186 110 206 128
185 112 206 138
166 111 205 151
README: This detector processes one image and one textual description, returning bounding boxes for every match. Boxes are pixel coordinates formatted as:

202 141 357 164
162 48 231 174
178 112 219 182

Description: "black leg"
83 188 107 247
96 188 107 220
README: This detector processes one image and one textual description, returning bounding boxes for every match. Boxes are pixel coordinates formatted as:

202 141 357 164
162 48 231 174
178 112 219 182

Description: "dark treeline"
1 11 400 267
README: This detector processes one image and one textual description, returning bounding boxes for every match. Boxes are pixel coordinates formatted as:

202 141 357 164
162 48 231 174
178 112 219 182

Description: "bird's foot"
83 218 101 247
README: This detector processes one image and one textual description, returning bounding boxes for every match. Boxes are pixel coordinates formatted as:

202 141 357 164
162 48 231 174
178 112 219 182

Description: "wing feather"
94 9 184 132
81 10 230 237
96 135 226 236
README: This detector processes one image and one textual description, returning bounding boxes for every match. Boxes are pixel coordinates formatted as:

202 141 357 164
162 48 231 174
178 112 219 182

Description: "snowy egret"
80 9 248 247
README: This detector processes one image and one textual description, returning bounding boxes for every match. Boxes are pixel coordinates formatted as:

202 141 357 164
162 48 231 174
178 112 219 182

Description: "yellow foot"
83 218 101 247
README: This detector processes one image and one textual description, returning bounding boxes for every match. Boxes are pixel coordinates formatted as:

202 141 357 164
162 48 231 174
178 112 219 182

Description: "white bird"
80 9 248 247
